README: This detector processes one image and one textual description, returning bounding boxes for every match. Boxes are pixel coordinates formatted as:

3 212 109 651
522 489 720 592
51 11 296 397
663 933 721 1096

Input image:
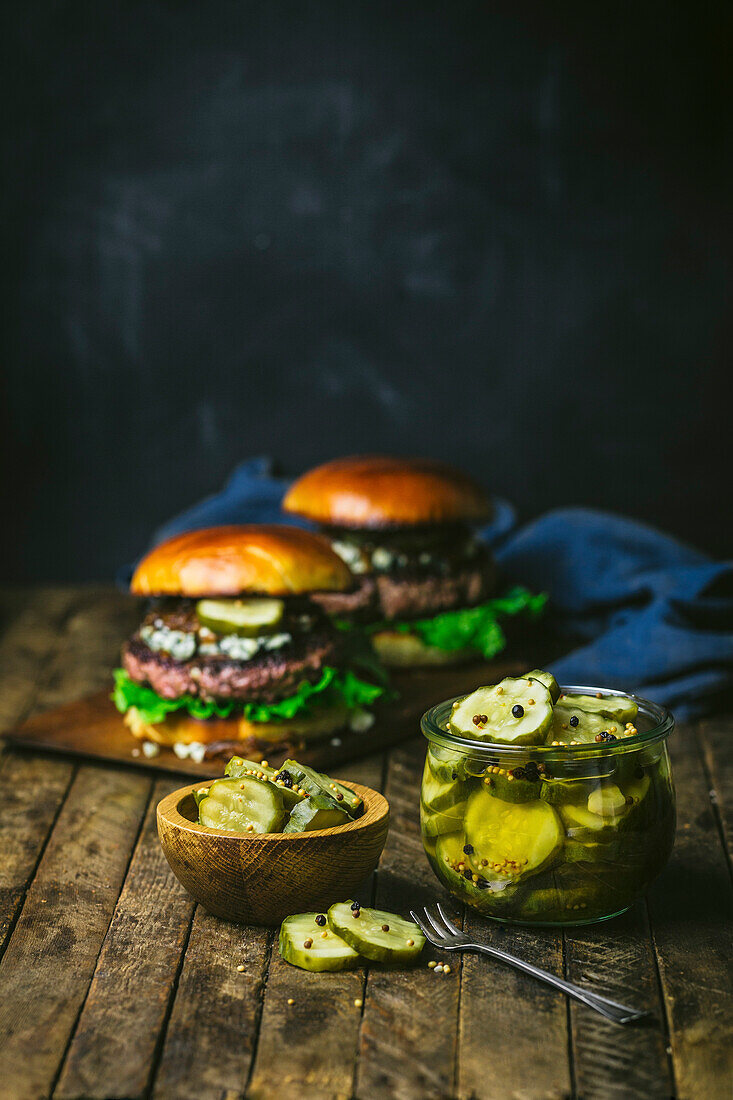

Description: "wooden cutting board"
4 658 526 778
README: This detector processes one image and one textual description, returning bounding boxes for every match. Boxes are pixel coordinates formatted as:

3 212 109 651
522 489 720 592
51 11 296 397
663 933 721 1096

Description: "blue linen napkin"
129 457 733 719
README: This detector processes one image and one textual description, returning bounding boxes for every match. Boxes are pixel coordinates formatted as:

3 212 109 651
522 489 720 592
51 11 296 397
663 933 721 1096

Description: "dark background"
2 1 731 582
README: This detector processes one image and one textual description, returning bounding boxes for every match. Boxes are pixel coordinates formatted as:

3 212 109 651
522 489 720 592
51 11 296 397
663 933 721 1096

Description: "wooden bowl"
156 780 390 926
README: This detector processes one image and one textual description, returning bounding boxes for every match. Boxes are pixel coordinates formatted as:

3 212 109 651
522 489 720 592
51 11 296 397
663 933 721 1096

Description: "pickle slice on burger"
112 524 387 754
283 456 545 668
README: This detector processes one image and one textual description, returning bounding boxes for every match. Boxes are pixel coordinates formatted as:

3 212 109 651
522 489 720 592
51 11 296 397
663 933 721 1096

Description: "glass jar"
420 687 675 926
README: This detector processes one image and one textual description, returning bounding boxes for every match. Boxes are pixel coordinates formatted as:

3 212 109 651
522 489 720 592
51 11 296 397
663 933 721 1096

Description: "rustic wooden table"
0 587 731 1100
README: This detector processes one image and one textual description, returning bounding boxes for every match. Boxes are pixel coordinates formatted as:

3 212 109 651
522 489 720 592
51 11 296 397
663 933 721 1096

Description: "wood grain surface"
0 586 731 1100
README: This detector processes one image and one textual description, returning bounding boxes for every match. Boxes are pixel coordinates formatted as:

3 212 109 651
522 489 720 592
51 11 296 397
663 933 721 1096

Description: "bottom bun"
372 629 477 668
124 703 349 747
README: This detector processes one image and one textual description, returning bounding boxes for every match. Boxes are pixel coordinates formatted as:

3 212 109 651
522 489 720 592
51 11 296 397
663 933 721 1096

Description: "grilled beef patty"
122 627 344 702
311 558 495 623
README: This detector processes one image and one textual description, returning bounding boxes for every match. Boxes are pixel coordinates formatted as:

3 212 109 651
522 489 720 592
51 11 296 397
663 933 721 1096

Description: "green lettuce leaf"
112 665 386 727
390 586 547 659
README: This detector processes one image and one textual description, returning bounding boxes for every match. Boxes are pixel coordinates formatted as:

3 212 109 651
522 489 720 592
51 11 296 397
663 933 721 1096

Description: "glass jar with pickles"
420 671 675 926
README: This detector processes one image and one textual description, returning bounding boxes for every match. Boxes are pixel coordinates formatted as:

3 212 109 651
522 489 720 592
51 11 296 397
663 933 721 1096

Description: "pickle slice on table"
524 669 561 703
449 678 553 746
279 913 361 972
198 776 285 833
464 787 563 878
558 692 638 726
327 902 425 963
196 597 284 637
283 793 351 833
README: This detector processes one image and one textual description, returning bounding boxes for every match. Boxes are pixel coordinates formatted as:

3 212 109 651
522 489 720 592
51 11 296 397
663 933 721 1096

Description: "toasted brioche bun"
131 524 353 597
371 629 478 668
283 456 492 529
124 703 349 746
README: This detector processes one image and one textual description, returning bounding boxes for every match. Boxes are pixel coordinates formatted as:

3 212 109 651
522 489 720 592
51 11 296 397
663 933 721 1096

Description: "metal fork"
410 903 649 1025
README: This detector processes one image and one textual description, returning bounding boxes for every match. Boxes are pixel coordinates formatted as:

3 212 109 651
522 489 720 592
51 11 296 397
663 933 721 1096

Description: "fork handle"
460 941 645 1024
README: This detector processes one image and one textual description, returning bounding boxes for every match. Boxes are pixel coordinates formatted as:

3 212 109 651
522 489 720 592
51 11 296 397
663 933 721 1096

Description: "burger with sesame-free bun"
112 525 387 755
283 456 545 668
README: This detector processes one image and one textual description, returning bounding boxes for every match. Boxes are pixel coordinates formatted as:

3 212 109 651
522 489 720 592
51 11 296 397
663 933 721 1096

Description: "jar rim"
421 684 674 759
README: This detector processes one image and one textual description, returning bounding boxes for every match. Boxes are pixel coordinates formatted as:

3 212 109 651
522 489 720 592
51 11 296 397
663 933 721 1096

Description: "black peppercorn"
315 914 326 926
512 704 524 718
511 767 526 780
463 843 474 855
463 868 473 880
350 900 361 911
276 771 294 789
569 715 579 728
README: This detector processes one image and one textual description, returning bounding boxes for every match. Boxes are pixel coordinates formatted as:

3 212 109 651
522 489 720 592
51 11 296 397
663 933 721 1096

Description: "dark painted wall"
2 1 731 581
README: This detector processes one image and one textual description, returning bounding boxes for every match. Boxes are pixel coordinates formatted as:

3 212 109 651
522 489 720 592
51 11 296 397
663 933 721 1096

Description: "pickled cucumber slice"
198 776 285 833
196 597 284 637
559 692 638 725
327 902 425 963
421 761 466 813
435 832 475 892
464 787 563 879
421 802 467 837
283 793 351 833
279 913 361 972
539 779 590 806
483 766 542 804
587 783 627 817
450 678 553 746
192 785 210 806
280 760 363 817
524 669 561 703
558 802 624 837
427 744 470 784
225 756 305 810
550 705 614 745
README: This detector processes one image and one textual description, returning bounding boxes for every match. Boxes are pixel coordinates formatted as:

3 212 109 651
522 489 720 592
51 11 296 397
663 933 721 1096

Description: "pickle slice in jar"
327 902 425 963
558 802 625 839
483 765 542 804
196 597 284 637
550 706 615 745
279 913 361 972
283 793 351 832
559 692 638 726
464 787 563 879
198 776 285 833
422 761 466 813
421 802 467 837
450 679 553 746
524 669 561 703
427 744 469 783
587 783 627 817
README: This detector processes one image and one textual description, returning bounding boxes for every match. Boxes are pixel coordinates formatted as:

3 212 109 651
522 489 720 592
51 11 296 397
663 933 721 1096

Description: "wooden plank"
457 918 570 1100
0 587 126 956
647 723 733 1100
355 739 462 1100
54 777 195 1100
243 754 384 1100
565 904 672 1100
0 587 80 735
0 752 74 954
0 764 151 1100
698 716 733 864
151 910 270 1100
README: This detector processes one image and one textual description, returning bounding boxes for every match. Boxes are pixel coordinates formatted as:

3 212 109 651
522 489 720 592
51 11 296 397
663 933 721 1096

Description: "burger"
283 456 545 667
112 525 387 756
